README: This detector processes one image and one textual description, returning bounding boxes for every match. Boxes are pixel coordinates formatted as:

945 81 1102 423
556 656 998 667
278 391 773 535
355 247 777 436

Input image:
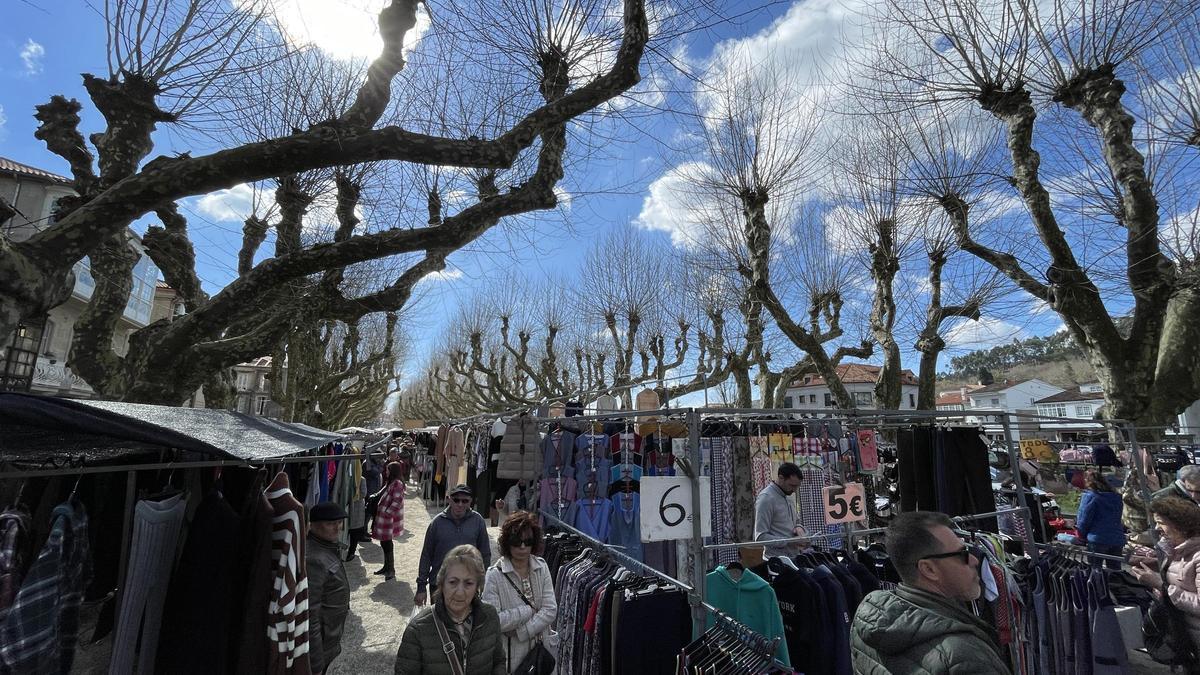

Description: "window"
909 393 915 407
852 391 874 407
256 396 269 415
783 396 794 409
1074 404 1092 418
824 393 833 407
809 394 816 403
39 320 55 357
237 372 251 390
1039 404 1067 417
991 398 1000 406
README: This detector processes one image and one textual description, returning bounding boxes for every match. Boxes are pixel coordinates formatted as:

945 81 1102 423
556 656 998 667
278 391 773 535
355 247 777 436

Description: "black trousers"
381 539 395 572
346 527 369 559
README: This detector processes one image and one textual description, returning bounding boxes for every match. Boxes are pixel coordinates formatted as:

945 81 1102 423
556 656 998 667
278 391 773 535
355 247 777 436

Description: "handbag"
365 488 384 518
1143 561 1199 665
500 568 556 675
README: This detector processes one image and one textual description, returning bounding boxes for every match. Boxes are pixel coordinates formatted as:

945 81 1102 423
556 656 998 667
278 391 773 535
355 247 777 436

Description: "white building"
1034 383 1108 442
1 157 159 397
963 378 1065 442
783 363 920 410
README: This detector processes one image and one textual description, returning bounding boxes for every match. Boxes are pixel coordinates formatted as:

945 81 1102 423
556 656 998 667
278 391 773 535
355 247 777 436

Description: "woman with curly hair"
481 511 558 674
1134 497 1200 660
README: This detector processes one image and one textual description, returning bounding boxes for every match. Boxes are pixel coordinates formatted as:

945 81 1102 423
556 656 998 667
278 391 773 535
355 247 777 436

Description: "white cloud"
254 0 430 61
425 268 463 283
0 105 6 132
1164 203 1199 261
20 39 44 75
944 317 1028 349
195 184 256 221
634 161 716 247
553 185 573 212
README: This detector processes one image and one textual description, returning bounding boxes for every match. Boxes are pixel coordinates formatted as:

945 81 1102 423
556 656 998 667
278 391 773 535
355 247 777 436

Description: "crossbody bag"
499 570 556 675
431 609 468 675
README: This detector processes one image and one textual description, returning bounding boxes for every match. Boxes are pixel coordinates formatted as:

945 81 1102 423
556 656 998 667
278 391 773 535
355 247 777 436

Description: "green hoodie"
850 585 1011 674
704 566 791 667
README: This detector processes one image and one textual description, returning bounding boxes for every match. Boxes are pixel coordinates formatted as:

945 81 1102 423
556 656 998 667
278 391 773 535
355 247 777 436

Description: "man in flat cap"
307 502 350 674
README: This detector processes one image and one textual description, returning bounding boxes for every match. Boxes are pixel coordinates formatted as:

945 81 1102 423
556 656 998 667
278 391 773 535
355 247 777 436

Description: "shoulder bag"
1143 560 1199 666
500 569 556 675
431 608 468 675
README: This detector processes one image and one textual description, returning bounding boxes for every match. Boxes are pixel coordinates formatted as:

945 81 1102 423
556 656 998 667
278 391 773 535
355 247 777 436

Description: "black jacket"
394 598 506 675
306 533 350 673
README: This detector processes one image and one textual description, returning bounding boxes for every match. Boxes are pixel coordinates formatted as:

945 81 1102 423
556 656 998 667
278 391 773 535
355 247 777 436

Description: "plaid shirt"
0 496 92 674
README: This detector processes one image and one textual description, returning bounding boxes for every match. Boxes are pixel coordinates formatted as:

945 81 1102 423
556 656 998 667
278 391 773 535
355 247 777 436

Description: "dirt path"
328 484 498 674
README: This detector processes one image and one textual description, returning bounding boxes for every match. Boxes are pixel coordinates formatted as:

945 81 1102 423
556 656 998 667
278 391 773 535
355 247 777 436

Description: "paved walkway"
328 485 498 674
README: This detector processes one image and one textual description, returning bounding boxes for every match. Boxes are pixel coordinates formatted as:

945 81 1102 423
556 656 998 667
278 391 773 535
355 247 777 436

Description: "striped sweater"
266 472 312 675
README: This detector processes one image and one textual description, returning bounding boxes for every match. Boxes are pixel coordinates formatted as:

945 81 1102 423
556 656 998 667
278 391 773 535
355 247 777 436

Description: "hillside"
937 357 1095 390
937 330 1098 389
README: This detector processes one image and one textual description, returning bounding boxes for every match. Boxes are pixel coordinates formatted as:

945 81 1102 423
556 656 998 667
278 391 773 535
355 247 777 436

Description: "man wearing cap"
307 502 350 675
414 484 492 606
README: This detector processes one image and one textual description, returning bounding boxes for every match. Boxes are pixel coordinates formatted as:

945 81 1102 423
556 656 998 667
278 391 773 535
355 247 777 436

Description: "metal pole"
1001 413 1039 561
686 407 706 638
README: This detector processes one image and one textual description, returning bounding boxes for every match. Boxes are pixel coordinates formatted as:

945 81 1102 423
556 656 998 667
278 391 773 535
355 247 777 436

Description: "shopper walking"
1074 470 1126 569
1133 497 1200 659
482 511 558 674
395 545 507 675
307 502 350 675
753 462 806 557
373 462 406 580
851 511 1010 674
415 484 492 607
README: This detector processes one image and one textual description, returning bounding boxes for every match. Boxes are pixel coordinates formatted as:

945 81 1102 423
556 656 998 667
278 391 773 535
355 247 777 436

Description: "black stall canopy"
0 392 344 470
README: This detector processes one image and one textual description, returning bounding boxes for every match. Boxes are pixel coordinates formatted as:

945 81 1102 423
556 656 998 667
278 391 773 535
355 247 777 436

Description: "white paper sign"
640 476 711 542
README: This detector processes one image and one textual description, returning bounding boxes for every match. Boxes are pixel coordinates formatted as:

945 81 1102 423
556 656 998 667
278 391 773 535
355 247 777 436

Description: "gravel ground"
328 484 498 674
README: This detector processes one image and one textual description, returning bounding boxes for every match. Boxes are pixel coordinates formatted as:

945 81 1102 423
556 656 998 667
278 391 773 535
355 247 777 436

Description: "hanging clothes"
542 428 578 474
0 496 91 674
264 472 312 674
156 489 241 675
607 493 643 562
539 475 577 521
567 498 614 542
497 415 542 480
0 506 31 618
704 566 790 668
110 492 187 675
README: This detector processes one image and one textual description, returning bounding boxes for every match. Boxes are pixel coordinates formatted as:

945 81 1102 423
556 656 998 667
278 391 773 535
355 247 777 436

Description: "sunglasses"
514 538 536 548
920 545 980 566
451 497 472 504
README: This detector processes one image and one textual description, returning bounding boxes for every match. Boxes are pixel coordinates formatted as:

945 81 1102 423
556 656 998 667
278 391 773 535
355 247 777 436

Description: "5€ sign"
823 483 867 524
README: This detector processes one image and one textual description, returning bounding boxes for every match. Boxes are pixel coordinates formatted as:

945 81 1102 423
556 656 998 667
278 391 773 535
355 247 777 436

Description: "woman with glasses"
481 511 558 674
373 461 406 580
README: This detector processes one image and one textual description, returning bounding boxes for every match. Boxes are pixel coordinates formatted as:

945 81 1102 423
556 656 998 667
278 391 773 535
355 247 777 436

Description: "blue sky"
2 0 1124 401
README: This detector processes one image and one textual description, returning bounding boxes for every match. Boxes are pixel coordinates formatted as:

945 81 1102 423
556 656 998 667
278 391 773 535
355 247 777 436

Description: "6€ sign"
640 476 712 542
823 483 867 524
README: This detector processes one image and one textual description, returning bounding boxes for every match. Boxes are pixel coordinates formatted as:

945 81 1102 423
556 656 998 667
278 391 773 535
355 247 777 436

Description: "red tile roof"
0 157 72 186
1035 387 1106 404
791 363 918 388
968 379 1031 395
936 392 965 406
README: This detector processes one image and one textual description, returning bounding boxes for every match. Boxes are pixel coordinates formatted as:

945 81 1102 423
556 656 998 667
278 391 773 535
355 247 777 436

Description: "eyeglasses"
451 497 471 504
514 538 536 548
920 545 978 566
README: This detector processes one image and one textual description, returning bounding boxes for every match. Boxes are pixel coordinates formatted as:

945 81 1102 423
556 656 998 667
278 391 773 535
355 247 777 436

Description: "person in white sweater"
481 511 558 673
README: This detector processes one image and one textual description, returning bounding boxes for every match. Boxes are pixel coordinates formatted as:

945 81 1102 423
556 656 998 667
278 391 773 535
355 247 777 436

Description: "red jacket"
372 480 405 541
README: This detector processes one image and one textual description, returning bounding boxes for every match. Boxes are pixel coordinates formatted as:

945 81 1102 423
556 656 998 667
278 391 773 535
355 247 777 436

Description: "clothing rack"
540 508 694 592
1035 540 1129 564
702 524 890 553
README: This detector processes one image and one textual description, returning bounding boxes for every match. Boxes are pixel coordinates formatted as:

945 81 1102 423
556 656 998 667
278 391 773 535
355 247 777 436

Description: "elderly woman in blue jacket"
1075 470 1126 568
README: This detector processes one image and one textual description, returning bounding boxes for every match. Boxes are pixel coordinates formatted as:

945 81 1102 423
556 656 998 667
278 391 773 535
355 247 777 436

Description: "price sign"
857 430 879 473
640 476 712 542
823 482 867 524
1019 439 1054 461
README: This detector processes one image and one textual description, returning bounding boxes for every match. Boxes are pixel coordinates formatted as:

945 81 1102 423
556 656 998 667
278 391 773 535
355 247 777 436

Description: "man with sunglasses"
850 511 1010 674
414 484 492 607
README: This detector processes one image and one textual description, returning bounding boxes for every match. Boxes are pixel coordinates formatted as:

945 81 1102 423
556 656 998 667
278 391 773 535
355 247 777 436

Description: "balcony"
31 356 94 395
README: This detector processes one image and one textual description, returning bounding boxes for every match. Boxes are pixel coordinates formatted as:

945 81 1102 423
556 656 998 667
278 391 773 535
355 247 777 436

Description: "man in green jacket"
850 511 1010 674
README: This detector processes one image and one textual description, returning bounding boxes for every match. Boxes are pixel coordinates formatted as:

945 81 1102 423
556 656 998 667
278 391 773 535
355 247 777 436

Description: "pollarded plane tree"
872 0 1200 429
1 0 652 404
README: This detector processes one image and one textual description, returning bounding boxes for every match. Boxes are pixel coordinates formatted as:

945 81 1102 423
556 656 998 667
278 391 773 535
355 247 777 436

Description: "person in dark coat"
308 502 350 674
395 545 506 675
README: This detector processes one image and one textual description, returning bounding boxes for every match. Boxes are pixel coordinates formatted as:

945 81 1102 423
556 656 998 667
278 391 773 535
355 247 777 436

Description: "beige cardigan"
481 555 557 672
